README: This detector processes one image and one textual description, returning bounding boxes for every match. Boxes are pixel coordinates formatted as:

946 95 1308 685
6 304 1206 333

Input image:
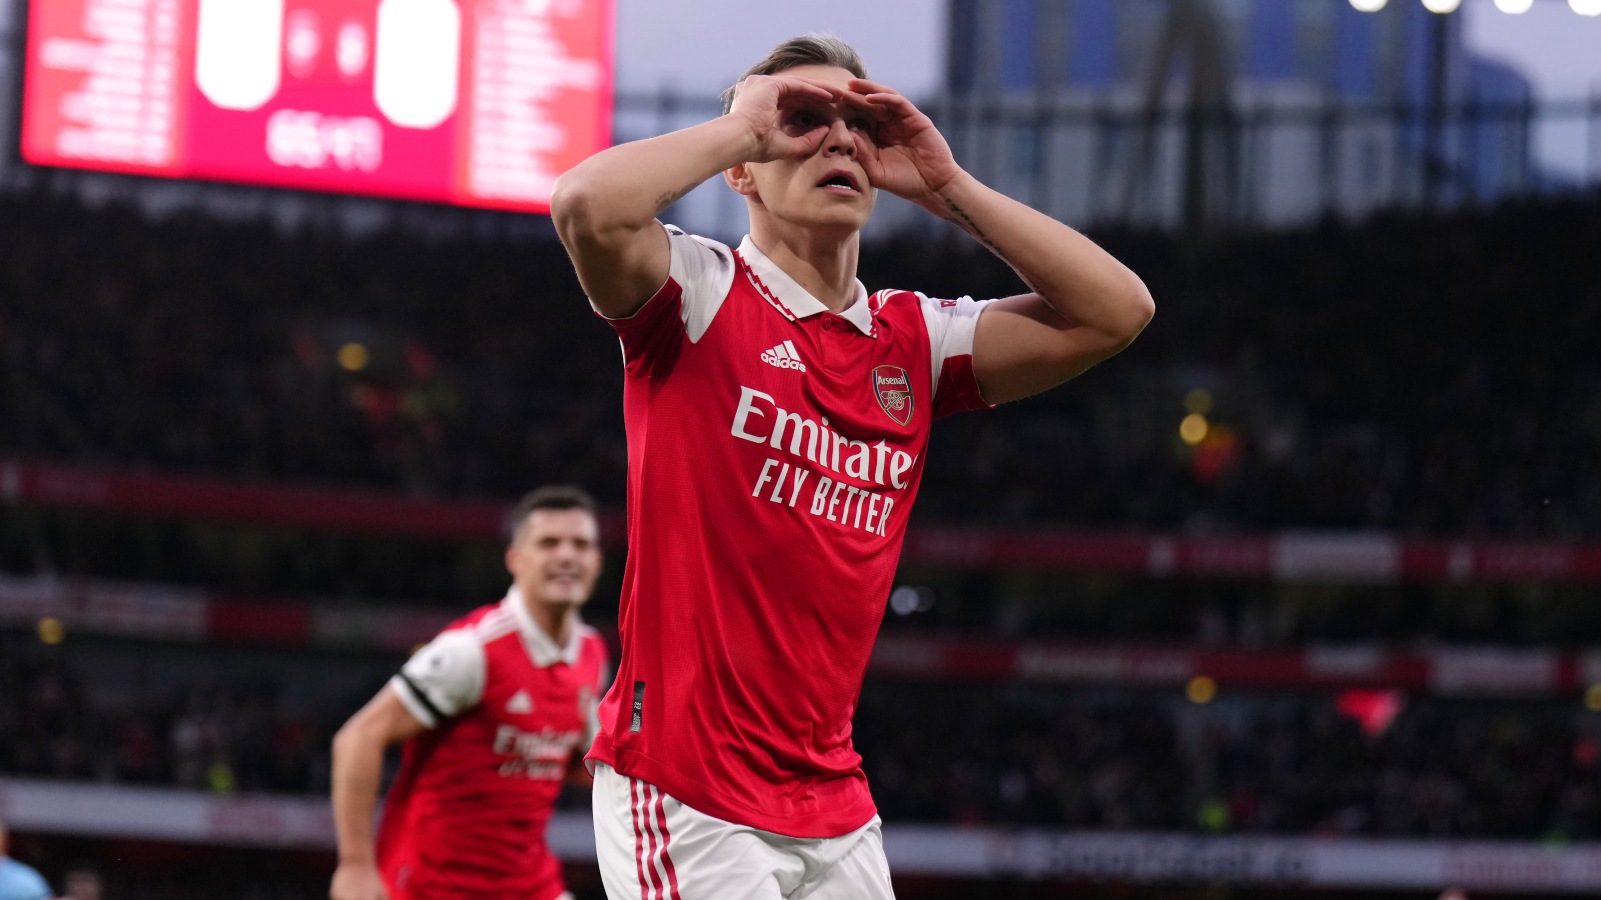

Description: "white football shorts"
591 762 895 900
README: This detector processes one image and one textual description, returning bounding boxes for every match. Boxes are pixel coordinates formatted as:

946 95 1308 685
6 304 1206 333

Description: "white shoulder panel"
664 225 737 342
388 628 486 728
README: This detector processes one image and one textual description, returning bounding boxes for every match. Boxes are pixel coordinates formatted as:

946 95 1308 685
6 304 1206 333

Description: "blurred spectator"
0 816 51 900
58 864 101 900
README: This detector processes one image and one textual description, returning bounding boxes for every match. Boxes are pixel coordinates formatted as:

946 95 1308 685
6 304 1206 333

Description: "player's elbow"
330 719 358 762
331 714 376 765
550 170 632 247
1108 274 1155 346
1059 278 1153 369
549 171 597 244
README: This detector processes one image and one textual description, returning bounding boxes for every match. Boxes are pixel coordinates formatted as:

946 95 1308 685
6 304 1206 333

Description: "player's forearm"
935 172 1153 344
551 117 759 241
330 726 386 864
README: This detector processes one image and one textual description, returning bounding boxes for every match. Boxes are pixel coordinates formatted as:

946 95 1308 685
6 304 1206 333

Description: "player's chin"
539 581 584 602
558 585 594 604
803 197 874 230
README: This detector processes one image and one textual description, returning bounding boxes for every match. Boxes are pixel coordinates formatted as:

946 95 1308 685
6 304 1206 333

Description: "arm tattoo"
939 194 1045 295
939 194 996 252
654 184 695 213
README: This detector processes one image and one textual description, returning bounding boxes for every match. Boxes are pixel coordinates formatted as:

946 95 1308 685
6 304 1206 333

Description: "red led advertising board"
20 0 614 213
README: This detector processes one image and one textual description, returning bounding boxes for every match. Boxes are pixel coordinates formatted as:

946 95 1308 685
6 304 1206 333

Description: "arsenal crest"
872 365 914 426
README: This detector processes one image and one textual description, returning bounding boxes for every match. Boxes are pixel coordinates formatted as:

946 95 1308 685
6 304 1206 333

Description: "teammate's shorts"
592 762 896 900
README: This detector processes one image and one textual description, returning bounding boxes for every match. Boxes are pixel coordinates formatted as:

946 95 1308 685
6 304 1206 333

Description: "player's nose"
822 116 855 157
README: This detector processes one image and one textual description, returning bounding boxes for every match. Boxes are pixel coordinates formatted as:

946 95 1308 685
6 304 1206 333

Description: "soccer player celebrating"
329 486 610 900
552 33 1152 899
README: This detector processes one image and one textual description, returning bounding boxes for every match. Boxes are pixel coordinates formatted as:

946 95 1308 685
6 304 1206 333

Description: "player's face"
506 508 602 610
736 64 877 233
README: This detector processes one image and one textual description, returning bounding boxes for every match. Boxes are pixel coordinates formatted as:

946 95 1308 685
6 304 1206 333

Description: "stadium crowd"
3 192 1599 540
856 683 1601 840
5 186 1601 894
904 576 1600 648
5 636 1599 841
0 640 342 795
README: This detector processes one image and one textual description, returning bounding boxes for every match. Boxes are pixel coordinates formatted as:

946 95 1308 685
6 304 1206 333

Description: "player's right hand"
330 862 389 900
727 74 846 163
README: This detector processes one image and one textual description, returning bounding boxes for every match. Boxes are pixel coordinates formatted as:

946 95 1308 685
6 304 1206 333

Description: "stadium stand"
6 189 1601 898
5 628 1600 840
4 192 1599 537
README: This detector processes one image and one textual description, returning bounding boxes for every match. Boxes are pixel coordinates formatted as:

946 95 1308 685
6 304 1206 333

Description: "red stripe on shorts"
651 787 682 900
630 778 659 900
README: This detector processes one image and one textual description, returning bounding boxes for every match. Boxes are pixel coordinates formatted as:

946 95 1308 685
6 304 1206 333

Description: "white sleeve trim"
390 629 485 728
917 292 994 395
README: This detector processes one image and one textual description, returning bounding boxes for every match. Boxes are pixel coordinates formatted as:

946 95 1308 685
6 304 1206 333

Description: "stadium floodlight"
1422 0 1462 12
1494 0 1534 12
1572 0 1601 15
1349 0 1387 11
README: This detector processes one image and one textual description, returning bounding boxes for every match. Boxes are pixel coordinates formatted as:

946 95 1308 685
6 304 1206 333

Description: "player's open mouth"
817 170 862 194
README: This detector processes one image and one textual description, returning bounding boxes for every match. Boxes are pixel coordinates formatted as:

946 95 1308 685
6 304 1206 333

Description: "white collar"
736 235 876 337
502 589 583 668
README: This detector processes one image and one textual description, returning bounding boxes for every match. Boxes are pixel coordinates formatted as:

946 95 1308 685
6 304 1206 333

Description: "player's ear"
504 543 518 577
724 163 757 196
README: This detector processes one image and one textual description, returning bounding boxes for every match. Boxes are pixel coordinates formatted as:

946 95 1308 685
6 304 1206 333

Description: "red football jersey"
588 229 993 838
378 593 608 899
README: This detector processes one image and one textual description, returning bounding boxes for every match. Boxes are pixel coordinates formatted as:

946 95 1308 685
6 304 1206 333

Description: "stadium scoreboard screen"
19 0 614 212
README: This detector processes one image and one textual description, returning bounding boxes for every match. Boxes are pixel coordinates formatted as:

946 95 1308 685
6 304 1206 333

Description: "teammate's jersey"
377 591 609 900
588 228 994 838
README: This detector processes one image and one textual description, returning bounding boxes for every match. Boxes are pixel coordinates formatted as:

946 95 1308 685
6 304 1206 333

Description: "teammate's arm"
565 754 594 787
329 688 427 900
550 75 845 319
566 650 609 788
850 79 1155 405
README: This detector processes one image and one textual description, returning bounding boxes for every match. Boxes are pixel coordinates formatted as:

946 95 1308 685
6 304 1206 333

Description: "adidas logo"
505 690 534 714
760 340 806 372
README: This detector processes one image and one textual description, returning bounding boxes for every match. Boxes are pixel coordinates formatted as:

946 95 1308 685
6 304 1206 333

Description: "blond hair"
721 34 868 115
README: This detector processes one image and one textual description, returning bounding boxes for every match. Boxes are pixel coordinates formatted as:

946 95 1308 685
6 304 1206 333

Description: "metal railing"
615 87 1601 240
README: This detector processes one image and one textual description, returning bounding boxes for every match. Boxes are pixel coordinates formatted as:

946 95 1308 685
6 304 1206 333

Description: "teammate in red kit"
329 486 610 900
551 34 1153 898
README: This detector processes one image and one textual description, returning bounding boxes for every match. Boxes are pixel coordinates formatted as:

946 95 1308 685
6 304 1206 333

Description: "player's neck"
524 598 575 648
750 222 860 314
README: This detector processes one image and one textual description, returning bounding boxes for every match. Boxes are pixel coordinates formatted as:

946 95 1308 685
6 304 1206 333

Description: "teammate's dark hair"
721 34 868 115
506 485 597 541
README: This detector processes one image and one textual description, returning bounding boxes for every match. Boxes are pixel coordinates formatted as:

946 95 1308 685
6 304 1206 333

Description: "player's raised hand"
728 74 847 163
330 861 389 900
847 79 964 213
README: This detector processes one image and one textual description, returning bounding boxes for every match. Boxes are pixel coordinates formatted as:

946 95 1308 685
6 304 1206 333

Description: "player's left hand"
846 79 965 213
